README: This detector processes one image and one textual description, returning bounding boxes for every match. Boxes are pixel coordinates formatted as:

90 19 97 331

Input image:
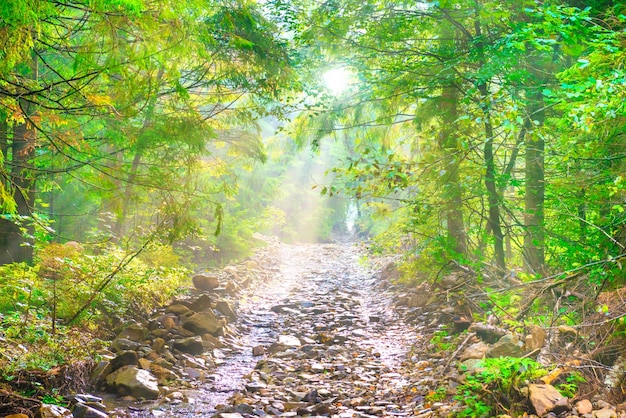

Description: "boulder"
190 294 213 312
468 323 507 343
39 404 73 418
528 384 569 417
71 403 109 418
201 333 224 349
460 342 490 361
110 338 141 352
105 365 160 400
174 336 204 355
166 304 191 316
487 334 524 358
152 337 166 353
215 300 237 321
183 311 223 336
90 360 112 388
117 324 148 343
192 273 220 291
110 350 139 371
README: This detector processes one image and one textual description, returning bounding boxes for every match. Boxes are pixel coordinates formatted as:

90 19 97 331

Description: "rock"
39 405 73 417
5 415 29 418
166 304 191 316
593 409 617 418
576 399 593 415
252 345 265 356
215 300 237 321
152 337 166 353
192 273 220 291
117 324 148 342
407 293 430 308
150 364 179 384
528 384 569 417
90 360 112 388
71 403 109 418
219 414 244 418
110 338 141 352
487 334 524 358
190 294 213 312
110 350 139 371
460 342 491 361
525 326 547 351
183 310 223 336
105 365 160 400
159 315 177 330
278 335 301 347
468 323 507 343
174 336 204 355
617 402 626 413
201 333 224 348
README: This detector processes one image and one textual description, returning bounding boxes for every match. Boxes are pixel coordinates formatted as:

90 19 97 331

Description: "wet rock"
216 300 237 321
190 294 213 312
468 323 507 343
192 273 220 291
71 403 109 418
183 310 223 336
159 316 177 330
245 381 267 393
487 334 524 358
110 350 139 371
117 324 148 342
174 336 204 355
110 338 141 352
528 384 569 417
252 345 265 356
39 404 73 417
106 365 160 399
201 333 224 348
152 337 166 353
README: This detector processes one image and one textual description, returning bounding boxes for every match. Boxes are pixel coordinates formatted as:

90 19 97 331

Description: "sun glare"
322 67 352 96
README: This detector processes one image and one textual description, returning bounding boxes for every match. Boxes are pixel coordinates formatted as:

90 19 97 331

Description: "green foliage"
556 371 586 398
456 357 549 417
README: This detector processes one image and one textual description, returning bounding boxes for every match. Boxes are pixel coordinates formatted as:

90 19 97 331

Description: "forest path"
108 240 435 417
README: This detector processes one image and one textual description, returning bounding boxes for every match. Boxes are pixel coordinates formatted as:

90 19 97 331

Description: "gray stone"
487 334 524 358
183 311 223 336
105 365 160 400
174 336 204 355
110 350 139 371
110 338 141 352
117 324 148 342
71 404 109 418
460 342 490 361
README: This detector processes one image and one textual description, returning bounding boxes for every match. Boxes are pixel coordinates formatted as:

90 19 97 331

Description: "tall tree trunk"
524 95 545 273
440 86 467 255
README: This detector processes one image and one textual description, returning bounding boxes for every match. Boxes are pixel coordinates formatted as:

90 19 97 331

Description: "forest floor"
3 238 626 417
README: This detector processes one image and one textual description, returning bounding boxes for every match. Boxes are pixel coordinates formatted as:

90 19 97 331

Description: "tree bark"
440 86 467 255
523 94 545 273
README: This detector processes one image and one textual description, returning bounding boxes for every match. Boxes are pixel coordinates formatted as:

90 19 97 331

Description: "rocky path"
99 240 426 418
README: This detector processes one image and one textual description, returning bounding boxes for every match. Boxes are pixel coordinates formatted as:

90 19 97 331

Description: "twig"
443 332 476 373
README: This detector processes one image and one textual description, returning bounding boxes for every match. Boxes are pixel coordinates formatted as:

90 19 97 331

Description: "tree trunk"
523 95 545 273
440 86 467 255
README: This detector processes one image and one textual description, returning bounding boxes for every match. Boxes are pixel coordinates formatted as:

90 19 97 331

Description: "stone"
406 293 429 308
152 337 166 353
487 334 524 358
150 364 179 384
166 304 191 316
201 333 224 348
110 338 141 352
576 399 593 415
90 360 112 388
215 300 237 321
460 342 491 361
159 315 177 330
278 335 301 347
71 404 109 418
525 326 547 351
192 273 220 291
105 365 160 400
174 336 204 355
117 324 148 342
468 323 507 343
4 415 29 418
593 409 618 418
183 311 223 336
138 358 152 370
252 345 265 356
39 405 73 417
219 414 244 418
190 294 213 312
110 350 139 371
528 384 569 417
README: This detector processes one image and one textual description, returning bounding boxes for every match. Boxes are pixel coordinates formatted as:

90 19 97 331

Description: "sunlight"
322 67 352 96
